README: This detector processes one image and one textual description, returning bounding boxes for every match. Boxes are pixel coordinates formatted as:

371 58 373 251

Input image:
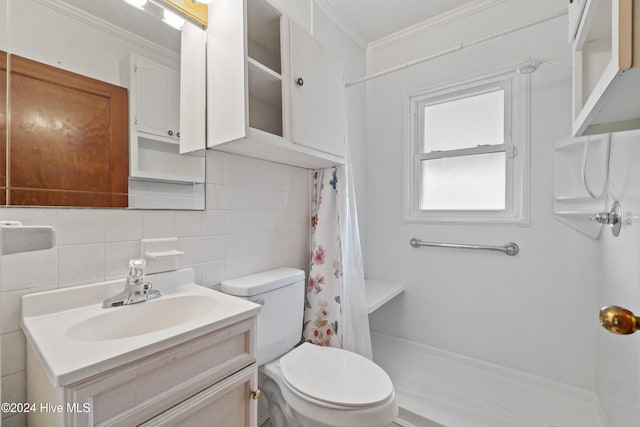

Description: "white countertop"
21 268 260 387
365 279 405 314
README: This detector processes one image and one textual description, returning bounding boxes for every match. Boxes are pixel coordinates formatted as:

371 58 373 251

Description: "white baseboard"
372 331 609 427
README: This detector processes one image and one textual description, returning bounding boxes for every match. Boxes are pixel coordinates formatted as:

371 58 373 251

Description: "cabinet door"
140 367 258 427
206 0 248 147
135 56 179 141
289 20 346 158
567 0 587 41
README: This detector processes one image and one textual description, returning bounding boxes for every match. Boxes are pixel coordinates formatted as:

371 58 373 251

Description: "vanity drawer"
66 317 256 426
140 365 258 427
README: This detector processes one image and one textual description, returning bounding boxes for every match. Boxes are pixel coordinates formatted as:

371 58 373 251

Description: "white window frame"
404 68 530 225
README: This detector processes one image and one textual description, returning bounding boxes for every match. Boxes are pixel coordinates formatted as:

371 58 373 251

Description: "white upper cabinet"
207 0 346 168
121 53 205 183
571 0 640 136
290 21 347 157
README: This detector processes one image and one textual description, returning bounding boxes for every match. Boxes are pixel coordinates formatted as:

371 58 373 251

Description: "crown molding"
31 0 179 62
368 0 509 52
313 0 368 51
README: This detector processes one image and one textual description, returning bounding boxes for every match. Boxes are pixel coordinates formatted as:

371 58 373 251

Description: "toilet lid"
280 343 394 408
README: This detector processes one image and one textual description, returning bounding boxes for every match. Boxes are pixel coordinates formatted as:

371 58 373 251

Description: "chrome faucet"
102 259 161 308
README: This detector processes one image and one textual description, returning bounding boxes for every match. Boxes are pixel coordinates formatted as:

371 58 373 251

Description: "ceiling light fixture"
163 8 185 30
123 0 147 9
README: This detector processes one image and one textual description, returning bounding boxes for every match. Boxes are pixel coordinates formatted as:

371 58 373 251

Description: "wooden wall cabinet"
207 0 346 169
121 53 205 183
28 318 258 427
572 0 640 136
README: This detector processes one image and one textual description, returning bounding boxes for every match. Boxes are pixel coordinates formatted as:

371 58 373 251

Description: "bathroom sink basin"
21 268 261 387
66 295 217 341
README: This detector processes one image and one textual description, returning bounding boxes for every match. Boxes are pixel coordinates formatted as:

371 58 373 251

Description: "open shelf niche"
246 0 284 137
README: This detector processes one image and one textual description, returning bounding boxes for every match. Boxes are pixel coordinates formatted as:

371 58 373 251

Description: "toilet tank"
221 268 305 365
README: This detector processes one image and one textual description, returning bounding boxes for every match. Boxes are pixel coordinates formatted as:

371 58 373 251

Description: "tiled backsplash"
0 151 311 425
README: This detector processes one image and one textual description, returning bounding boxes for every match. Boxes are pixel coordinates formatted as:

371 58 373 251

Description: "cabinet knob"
296 77 304 86
168 130 174 136
177 132 180 138
250 389 261 400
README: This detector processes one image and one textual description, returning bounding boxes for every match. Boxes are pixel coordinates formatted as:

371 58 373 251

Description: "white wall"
365 0 600 390
311 2 368 257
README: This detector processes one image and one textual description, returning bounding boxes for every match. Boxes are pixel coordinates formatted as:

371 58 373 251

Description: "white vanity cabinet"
571 0 640 136
120 53 205 183
27 317 258 427
207 0 346 169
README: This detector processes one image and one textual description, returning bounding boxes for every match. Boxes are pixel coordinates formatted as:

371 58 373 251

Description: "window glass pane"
422 89 504 152
420 152 506 210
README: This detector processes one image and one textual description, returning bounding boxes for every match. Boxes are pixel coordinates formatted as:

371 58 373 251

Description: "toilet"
221 268 398 427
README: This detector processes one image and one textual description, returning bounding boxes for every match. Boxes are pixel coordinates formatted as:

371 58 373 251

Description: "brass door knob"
599 306 640 335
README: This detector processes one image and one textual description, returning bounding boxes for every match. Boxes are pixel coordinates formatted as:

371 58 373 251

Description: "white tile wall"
0 151 311 419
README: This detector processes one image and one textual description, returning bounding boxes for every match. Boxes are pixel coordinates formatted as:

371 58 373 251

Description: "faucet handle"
590 201 622 237
127 258 147 280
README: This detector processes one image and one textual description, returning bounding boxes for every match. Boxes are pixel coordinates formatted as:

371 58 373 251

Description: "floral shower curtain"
302 163 372 359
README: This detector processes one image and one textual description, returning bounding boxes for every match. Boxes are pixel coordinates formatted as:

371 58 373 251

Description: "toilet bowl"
261 343 397 427
221 268 397 427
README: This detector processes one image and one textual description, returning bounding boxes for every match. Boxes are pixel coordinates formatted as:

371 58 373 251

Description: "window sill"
402 213 530 226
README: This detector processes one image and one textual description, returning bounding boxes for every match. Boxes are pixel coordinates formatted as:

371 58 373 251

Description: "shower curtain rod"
345 9 568 88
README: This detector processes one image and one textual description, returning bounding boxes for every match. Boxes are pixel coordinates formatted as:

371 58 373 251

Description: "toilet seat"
279 343 394 408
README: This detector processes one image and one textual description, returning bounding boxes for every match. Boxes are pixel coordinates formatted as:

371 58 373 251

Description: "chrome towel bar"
409 238 519 256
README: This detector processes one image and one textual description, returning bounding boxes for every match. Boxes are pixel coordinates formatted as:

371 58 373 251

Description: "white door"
289 20 346 158
597 129 640 426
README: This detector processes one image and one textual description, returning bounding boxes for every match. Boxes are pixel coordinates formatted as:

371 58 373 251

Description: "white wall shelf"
553 134 608 239
365 279 405 314
572 0 640 136
0 222 56 255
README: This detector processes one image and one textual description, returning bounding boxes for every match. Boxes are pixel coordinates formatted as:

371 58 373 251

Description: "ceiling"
322 0 478 44
59 0 480 51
